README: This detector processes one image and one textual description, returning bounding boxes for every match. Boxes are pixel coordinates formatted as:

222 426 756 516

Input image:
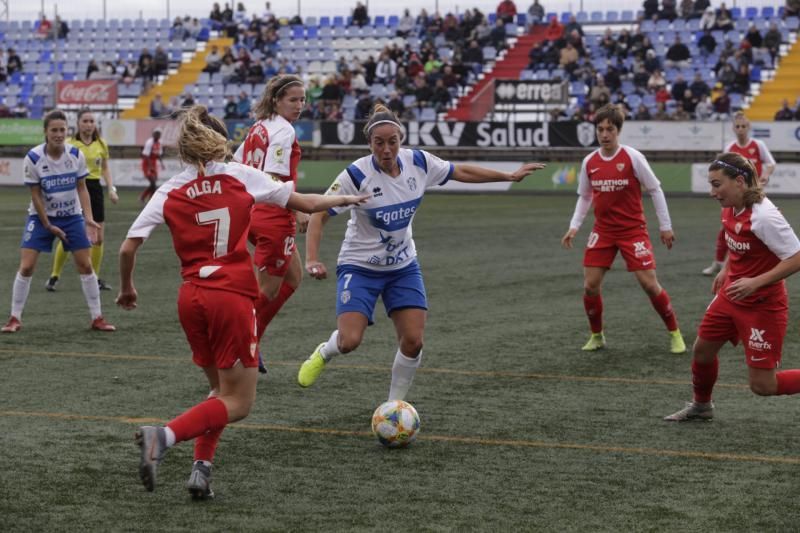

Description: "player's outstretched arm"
306 211 331 280
726 251 800 301
452 162 546 183
286 192 370 214
116 237 144 310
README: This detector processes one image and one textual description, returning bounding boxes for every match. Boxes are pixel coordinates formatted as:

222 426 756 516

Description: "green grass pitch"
2 185 800 531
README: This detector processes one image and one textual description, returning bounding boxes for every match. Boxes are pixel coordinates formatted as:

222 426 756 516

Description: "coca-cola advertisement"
56 80 118 105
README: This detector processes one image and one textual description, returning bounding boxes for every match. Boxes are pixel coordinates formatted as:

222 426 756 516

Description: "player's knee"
400 338 423 356
749 380 776 396
18 266 35 277
583 285 600 296
337 331 363 353
261 285 280 301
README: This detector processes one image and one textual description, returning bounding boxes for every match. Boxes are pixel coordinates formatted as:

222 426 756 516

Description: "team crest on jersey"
65 159 73 169
340 290 351 304
616 163 625 172
407 177 417 191
326 182 340 194
274 146 285 164
735 222 742 234
749 147 756 154
373 186 383 197
275 259 285 268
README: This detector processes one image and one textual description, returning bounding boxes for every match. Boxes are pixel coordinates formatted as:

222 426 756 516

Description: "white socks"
80 273 102 319
164 426 176 447
320 330 342 361
388 349 421 401
11 272 32 319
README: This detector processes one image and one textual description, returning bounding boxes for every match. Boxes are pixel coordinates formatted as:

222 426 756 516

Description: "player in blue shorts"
297 103 544 400
1 109 115 333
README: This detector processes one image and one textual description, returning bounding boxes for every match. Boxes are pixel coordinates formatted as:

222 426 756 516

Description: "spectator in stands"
679 0 695 19
431 78 452 111
673 101 690 120
150 93 167 118
138 56 155 82
689 72 711 100
224 95 238 119
653 101 671 120
655 84 671 105
744 24 763 50
564 15 584 37
632 35 654 61
171 17 188 40
375 52 398 85
86 59 100 80
712 85 731 117
36 14 53 39
181 92 195 108
353 2 369 27
648 68 667 91
699 6 716 30
682 88 699 114
186 18 202 38
464 40 485 74
210 2 223 23
423 53 443 75
217 56 236 83
787 0 800 18
632 63 650 89
634 103 652 120
715 3 734 31
661 0 678 21
247 58 265 84
387 91 406 116
413 73 433 109
670 74 688 101
394 66 412 94
732 63 751 94
397 9 415 37
528 1 545 24
7 48 22 75
204 45 222 74
11 101 29 118
362 55 377 84
763 22 782 67
589 76 611 108
665 35 690 69
0 54 6 84
694 96 713 120
644 48 661 73
559 42 579 72
222 3 234 21
693 0 710 17
236 91 251 118
138 48 153 74
0 103 10 117
698 29 717 55
154 46 169 77
321 75 344 109
56 16 69 40
354 92 374 119
544 15 563 42
643 0 659 20
496 0 517 24
489 19 509 50
775 99 795 120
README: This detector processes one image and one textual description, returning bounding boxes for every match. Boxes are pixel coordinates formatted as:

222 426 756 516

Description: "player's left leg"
72 247 115 331
582 266 607 351
388 308 426 401
3 248 41 333
47 240 69 291
93 223 111 291
632 269 685 353
664 336 723 421
187 367 223 500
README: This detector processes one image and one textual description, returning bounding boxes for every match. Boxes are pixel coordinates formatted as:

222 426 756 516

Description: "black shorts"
86 179 105 223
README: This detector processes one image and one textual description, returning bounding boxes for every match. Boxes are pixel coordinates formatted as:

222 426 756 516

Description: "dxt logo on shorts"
633 241 650 258
748 328 771 351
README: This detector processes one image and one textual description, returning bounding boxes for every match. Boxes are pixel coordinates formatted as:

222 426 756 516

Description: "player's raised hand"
660 230 675 250
509 162 547 182
116 288 138 310
561 228 578 249
306 260 328 280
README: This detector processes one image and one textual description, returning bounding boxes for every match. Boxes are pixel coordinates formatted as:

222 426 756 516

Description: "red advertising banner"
56 80 118 105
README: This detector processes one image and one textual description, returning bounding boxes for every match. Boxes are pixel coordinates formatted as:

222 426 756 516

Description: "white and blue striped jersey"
23 142 89 218
326 148 454 271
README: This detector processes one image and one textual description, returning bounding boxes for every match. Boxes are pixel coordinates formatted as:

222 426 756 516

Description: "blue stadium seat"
517 13 527 26
744 7 758 19
590 11 603 22
387 15 399 28
374 15 385 27
576 12 588 23
730 7 741 19
319 16 331 27
488 13 497 25
560 12 571 23
332 16 345 27
606 11 619 22
305 16 317 27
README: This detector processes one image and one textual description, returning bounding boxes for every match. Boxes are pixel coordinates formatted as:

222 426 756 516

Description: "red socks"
583 294 603 334
256 282 296 341
194 427 224 462
692 357 719 403
649 290 678 332
776 369 800 396
715 228 727 263
167 397 229 444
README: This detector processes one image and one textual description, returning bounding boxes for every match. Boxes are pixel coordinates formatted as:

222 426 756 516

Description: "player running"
561 103 685 354
118 106 367 498
665 152 800 421
702 112 776 276
296 103 544 401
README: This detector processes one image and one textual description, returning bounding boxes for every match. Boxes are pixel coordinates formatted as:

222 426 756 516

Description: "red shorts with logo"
583 227 655 271
697 292 788 369
248 217 296 277
177 283 258 369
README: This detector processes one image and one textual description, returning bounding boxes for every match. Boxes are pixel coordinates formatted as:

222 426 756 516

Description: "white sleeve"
756 139 776 167
233 163 293 207
141 138 153 157
569 156 593 230
126 190 167 240
629 147 672 231
326 169 357 216
75 150 89 179
418 150 454 188
23 153 39 186
232 142 244 163
752 202 800 260
262 125 294 177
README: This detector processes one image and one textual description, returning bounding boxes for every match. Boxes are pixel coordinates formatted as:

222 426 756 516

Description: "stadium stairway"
445 25 547 121
747 39 800 120
121 36 234 119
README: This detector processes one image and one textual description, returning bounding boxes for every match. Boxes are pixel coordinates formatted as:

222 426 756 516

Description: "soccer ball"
371 400 420 448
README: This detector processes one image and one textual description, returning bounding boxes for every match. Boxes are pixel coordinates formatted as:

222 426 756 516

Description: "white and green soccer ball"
371 400 420 448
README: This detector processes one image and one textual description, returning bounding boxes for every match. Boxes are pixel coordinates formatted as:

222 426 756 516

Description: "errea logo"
748 328 771 351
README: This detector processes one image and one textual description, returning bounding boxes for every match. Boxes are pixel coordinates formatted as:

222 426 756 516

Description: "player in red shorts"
702 112 775 276
139 128 164 204
116 106 367 498
233 74 306 373
665 152 800 421
562 104 686 354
